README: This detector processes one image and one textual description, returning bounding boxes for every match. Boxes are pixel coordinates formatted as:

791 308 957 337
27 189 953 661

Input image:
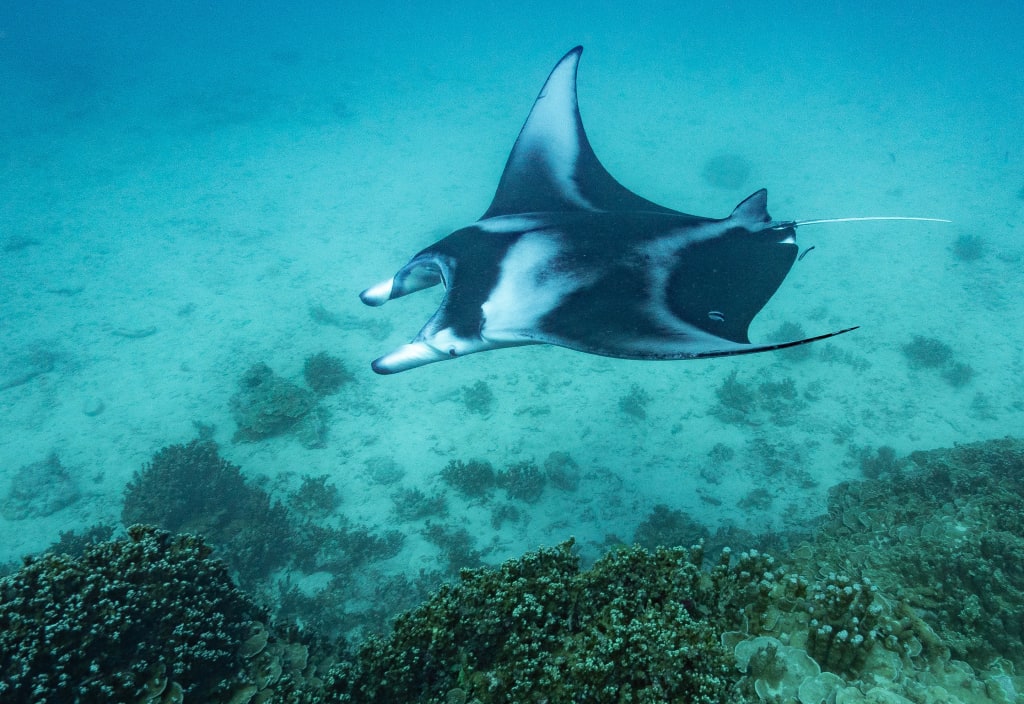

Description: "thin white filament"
792 216 952 227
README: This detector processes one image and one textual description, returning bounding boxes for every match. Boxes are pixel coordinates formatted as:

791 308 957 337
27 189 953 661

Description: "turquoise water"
1 1 1023 699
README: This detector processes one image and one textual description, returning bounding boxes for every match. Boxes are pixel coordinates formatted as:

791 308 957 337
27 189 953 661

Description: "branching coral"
617 382 651 419
901 335 974 387
800 438 1024 671
496 460 545 503
461 380 495 415
712 370 807 426
633 503 709 550
439 459 496 499
422 522 482 575
122 439 295 586
391 487 447 521
288 474 341 519
326 540 733 704
303 351 353 396
0 526 267 702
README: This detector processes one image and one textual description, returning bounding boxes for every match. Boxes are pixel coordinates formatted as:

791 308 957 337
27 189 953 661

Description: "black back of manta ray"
359 46 852 374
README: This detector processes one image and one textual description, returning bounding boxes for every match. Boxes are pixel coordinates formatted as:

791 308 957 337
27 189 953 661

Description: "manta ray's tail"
773 216 951 230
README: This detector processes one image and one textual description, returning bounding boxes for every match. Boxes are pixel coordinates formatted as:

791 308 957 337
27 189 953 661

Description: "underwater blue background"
2 0 1023 663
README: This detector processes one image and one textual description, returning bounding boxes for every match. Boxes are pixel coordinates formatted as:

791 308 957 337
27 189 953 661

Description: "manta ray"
360 46 946 374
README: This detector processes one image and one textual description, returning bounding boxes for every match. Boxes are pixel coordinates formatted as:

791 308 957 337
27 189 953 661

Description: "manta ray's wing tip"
370 358 397 375
360 278 394 307
371 342 450 375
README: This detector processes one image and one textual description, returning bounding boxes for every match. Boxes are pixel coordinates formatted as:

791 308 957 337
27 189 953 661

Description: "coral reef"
702 443 736 485
496 459 545 503
756 377 804 426
461 380 494 415
364 455 405 485
303 351 353 396
902 335 949 367
716 544 1004 704
0 526 273 702
633 503 709 550
122 440 411 641
489 502 522 529
439 459 496 499
422 522 482 575
970 391 999 421
50 524 115 558
543 450 581 491
745 437 817 490
273 519 405 643
230 362 327 447
289 521 404 576
737 487 774 511
9 449 1024 704
712 370 806 426
951 232 986 262
279 570 436 647
714 369 756 421
288 474 341 519
1 453 80 520
324 538 1004 703
618 382 651 419
800 438 1024 671
391 487 447 522
122 439 295 585
942 360 976 387
818 342 872 372
326 541 732 703
770 321 814 361
856 445 902 479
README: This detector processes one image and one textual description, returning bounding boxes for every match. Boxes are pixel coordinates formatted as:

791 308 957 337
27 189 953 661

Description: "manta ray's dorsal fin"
729 189 773 226
482 46 679 219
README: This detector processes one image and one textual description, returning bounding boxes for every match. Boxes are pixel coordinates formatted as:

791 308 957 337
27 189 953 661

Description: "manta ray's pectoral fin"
482 46 683 219
689 326 861 360
359 255 445 307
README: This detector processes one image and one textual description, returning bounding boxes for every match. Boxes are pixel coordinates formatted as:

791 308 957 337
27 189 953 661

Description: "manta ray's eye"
448 348 457 357
708 311 725 322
